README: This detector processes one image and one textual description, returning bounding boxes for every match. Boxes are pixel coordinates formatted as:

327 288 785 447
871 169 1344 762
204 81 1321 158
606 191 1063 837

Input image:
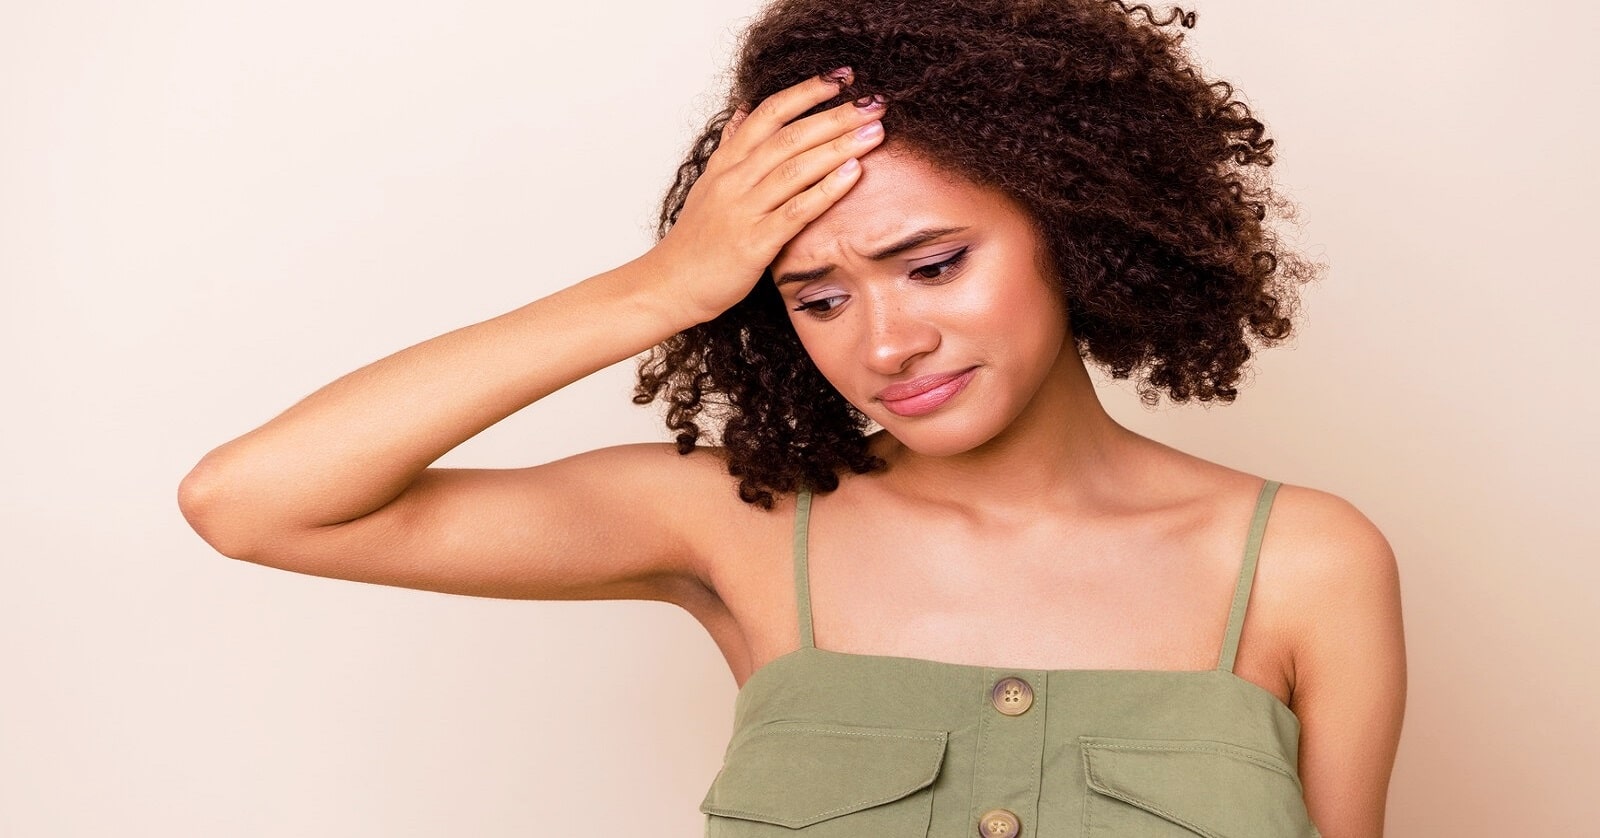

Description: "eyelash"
792 247 971 319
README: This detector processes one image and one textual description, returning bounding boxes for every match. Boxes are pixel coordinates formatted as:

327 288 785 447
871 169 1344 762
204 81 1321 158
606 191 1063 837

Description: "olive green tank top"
699 479 1322 837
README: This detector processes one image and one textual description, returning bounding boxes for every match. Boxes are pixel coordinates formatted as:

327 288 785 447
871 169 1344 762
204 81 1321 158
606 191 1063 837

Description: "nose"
860 290 940 376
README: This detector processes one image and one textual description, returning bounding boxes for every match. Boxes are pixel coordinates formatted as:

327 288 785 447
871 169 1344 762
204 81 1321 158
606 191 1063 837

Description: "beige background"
3 0 1595 835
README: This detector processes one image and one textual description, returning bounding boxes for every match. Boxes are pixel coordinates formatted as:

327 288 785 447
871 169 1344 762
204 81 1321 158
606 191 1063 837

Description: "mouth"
876 367 979 417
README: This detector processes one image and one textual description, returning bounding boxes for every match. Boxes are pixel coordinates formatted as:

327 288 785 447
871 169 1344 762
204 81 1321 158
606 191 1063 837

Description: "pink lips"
876 367 978 417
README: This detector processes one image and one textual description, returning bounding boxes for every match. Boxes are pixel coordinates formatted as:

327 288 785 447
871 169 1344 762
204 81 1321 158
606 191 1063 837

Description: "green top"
699 479 1322 837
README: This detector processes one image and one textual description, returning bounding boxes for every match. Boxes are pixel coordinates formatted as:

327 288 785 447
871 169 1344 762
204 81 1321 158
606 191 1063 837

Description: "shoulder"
1261 482 1402 612
1138 450 1398 598
549 440 736 494
555 440 777 524
1258 482 1407 830
560 439 732 485
1252 481 1405 699
1176 467 1402 653
566 442 808 639
558 439 791 572
1159 454 1399 594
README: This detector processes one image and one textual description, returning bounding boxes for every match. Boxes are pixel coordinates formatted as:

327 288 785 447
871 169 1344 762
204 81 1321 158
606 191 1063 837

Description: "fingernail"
824 66 852 83
854 94 886 109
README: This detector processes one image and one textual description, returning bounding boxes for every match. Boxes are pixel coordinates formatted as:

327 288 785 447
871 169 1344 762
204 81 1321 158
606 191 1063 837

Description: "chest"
713 490 1288 669
800 509 1244 669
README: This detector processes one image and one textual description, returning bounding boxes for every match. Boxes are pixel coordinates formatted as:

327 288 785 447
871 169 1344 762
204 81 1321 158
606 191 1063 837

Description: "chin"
874 413 1003 459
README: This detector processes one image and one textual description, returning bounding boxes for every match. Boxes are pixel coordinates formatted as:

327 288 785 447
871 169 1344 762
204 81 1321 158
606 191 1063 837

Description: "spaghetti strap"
1217 479 1282 673
793 487 816 649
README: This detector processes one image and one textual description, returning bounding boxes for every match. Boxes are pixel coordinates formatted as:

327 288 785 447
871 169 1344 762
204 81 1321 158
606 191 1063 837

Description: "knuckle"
814 177 840 203
705 172 736 202
772 124 803 152
776 156 806 186
782 196 809 223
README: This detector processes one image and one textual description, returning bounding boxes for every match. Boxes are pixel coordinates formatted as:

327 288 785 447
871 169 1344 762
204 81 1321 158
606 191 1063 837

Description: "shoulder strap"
793 487 816 648
1217 479 1282 673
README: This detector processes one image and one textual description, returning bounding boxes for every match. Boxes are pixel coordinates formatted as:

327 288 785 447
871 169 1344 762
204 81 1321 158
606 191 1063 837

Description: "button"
977 808 1021 837
990 676 1034 716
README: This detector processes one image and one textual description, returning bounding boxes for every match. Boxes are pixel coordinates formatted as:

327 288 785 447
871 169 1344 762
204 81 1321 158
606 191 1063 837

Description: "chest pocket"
1080 737 1323 838
699 720 947 837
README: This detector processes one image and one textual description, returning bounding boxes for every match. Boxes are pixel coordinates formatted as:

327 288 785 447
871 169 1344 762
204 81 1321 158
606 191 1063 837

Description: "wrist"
608 251 715 335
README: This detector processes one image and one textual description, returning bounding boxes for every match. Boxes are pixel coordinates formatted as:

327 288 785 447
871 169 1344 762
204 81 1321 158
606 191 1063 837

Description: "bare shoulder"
1260 482 1402 608
553 439 737 500
1149 455 1405 827
1250 481 1405 700
562 441 797 659
557 440 777 590
1257 482 1407 829
546 439 756 551
1150 449 1400 594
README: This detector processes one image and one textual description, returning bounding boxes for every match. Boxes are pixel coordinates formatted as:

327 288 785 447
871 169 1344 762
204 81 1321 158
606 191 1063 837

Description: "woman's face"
770 144 1075 458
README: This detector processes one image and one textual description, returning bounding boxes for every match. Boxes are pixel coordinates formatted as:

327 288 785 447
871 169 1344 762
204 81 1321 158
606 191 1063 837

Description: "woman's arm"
1283 491 1408 837
177 258 723 602
176 69 887 603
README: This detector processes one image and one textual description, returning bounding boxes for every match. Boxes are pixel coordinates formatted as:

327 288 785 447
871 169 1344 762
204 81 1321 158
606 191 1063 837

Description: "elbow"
177 456 262 561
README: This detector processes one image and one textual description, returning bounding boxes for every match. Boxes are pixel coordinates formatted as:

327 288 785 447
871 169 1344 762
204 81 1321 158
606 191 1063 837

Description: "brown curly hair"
633 0 1320 509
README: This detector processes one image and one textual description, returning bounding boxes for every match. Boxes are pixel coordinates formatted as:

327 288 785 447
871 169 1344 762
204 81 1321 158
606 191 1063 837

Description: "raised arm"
176 68 889 604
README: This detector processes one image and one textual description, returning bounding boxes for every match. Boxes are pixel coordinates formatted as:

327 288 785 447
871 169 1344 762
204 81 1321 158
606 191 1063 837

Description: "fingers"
751 155 866 251
698 68 887 263
739 92 885 190
722 68 854 156
746 100 884 214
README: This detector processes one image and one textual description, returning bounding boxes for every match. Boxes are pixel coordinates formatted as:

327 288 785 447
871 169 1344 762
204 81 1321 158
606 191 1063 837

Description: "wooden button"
977 807 1021 837
990 676 1034 716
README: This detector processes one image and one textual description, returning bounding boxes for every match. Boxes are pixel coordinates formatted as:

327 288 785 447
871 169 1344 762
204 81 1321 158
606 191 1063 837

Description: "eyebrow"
773 226 971 287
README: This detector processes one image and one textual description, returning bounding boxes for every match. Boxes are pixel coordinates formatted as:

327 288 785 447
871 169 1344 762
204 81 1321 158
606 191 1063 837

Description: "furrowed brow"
773 226 970 287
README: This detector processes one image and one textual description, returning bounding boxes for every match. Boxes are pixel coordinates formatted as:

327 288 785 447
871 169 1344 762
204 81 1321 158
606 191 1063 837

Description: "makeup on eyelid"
768 145 1072 460
791 247 971 317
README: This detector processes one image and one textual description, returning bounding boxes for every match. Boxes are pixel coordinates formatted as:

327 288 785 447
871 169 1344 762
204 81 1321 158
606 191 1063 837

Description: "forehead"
773 144 1006 268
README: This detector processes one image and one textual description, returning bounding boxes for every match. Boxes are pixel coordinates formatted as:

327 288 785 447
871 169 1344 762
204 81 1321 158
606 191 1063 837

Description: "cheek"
942 264 1053 331
791 324 850 383
954 268 1066 362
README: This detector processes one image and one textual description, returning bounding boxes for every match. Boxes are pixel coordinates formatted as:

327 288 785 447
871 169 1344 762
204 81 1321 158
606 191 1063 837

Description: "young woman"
179 1 1405 835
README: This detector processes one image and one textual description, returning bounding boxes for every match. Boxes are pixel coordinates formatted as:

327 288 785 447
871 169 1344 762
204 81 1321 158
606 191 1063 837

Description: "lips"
875 367 979 418
876 367 979 402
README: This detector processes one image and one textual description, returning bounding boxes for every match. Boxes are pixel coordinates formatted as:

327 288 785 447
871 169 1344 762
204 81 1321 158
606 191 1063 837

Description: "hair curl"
633 0 1321 509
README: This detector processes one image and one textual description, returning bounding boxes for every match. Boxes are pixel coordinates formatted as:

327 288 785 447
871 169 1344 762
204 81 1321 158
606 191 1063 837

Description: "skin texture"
180 8 1401 838
690 141 1405 837
636 0 1322 509
772 140 1074 463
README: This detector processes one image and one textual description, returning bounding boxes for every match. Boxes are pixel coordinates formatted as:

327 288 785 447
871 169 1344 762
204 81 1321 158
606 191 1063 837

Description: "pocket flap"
699 721 948 828
1081 737 1316 838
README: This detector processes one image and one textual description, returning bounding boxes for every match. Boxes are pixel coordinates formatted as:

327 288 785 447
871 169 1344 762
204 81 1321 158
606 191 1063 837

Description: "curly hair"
633 0 1320 509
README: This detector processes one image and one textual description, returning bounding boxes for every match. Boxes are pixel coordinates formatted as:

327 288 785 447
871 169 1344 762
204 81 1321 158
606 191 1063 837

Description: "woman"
179 0 1405 835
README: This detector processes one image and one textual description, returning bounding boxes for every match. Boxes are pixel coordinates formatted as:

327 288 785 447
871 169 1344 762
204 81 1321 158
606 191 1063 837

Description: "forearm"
178 252 699 552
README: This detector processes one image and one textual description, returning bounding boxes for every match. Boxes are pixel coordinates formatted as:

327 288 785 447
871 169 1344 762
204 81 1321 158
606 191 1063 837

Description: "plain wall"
2 0 1594 835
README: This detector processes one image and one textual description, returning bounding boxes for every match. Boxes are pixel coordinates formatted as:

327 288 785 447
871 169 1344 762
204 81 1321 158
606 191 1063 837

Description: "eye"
793 295 847 318
910 247 969 282
791 247 971 320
